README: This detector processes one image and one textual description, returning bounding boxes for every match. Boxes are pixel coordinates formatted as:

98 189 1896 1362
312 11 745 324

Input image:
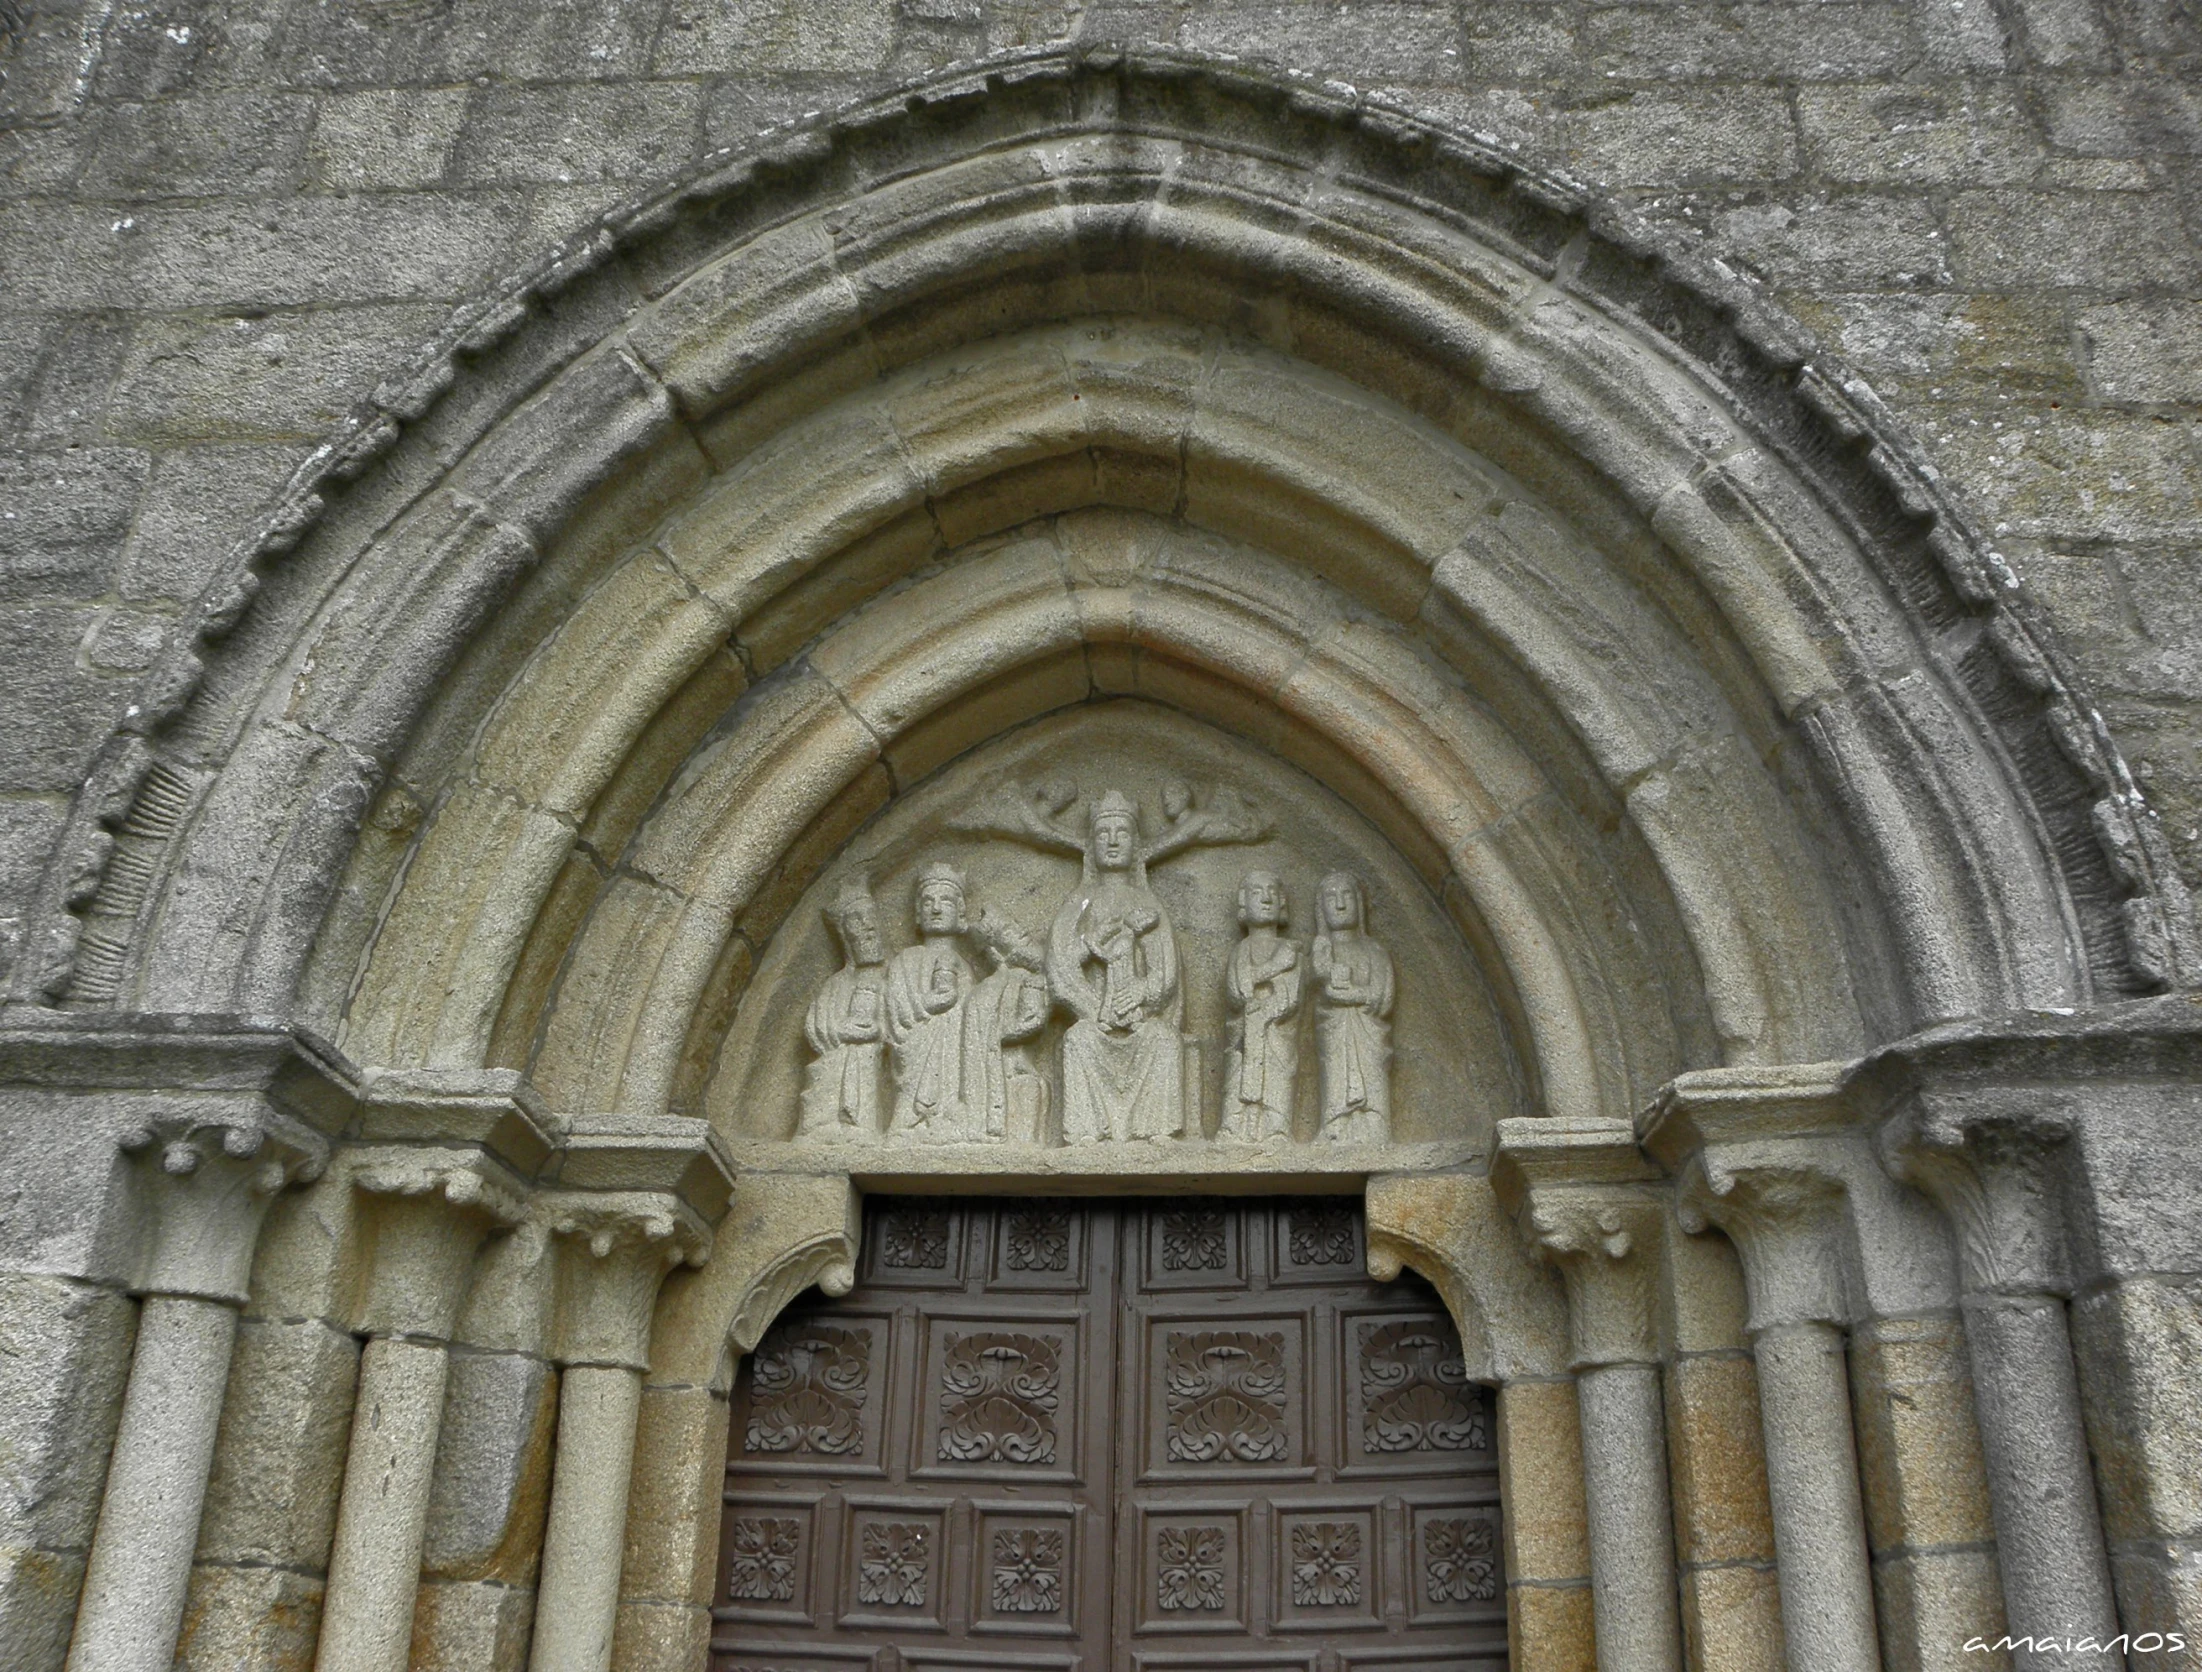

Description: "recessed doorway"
713 1197 1508 1672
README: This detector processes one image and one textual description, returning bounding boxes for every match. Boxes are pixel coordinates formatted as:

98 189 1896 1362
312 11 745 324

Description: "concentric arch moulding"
706 705 1516 1186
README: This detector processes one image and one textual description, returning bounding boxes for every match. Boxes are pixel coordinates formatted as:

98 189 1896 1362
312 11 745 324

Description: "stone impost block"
1366 1171 1569 1384
1493 1116 1669 1370
0 1016 358 1297
644 1170 857 1403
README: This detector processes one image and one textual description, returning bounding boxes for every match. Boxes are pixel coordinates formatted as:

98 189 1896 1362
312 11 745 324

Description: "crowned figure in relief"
1311 870 1392 1143
798 875 888 1141
885 861 975 1137
1046 791 1185 1141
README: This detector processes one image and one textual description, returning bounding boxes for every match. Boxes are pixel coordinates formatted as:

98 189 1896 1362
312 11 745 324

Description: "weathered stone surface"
2 21 2201 1672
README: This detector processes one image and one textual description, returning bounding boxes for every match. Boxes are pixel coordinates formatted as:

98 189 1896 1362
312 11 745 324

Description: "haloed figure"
1311 871 1392 1143
1221 870 1301 1141
886 861 975 1137
799 876 888 1140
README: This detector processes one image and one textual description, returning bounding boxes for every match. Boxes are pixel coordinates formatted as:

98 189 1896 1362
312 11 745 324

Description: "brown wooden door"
715 1200 1506 1672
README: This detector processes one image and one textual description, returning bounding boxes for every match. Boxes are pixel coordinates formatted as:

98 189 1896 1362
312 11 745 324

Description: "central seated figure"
1048 790 1186 1142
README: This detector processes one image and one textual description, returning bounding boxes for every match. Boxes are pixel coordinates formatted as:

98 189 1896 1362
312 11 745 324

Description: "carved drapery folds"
791 785 1398 1150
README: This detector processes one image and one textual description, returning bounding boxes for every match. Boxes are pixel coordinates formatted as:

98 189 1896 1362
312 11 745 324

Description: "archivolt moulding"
21 47 2191 1091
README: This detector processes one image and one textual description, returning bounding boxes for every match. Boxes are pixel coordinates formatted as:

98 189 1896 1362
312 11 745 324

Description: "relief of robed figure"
885 861 976 1137
1221 869 1301 1141
1311 870 1393 1144
798 876 888 1141
962 906 1052 1143
1047 791 1185 1142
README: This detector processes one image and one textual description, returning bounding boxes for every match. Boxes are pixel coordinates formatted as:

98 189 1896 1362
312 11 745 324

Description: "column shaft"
1752 1321 1881 1672
1963 1292 2121 1669
315 1336 453 1672
1575 1362 1682 1672
532 1365 645 1672
66 1296 240 1672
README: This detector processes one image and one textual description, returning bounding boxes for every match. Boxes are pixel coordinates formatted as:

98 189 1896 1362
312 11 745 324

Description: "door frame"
619 1167 1590 1672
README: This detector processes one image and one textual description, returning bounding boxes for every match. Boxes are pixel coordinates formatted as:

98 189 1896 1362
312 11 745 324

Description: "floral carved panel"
743 1322 872 1457
938 1331 1063 1465
1163 1329 1289 1463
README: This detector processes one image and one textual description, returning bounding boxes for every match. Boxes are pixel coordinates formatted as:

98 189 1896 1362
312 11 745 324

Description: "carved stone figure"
1221 870 1301 1141
1311 871 1392 1144
798 876 888 1141
961 906 1052 1143
1047 791 1184 1142
886 862 975 1137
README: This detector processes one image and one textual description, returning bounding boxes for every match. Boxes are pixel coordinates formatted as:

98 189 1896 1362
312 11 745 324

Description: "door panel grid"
716 1199 1506 1672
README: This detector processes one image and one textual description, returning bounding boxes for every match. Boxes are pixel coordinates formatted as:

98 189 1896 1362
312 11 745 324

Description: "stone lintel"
731 1137 1484 1195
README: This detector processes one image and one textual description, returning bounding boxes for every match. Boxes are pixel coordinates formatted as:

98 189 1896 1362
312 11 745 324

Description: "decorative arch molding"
18 44 2194 1059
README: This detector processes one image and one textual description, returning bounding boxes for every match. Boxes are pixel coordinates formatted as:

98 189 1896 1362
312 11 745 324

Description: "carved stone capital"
544 1194 716 1370
1492 1118 1667 1369
1673 1154 1849 1332
118 1107 331 1302
537 1115 736 1371
0 1016 357 1294
339 1068 557 1338
1644 1063 1959 1331
1875 1108 2072 1298
1850 999 2202 1288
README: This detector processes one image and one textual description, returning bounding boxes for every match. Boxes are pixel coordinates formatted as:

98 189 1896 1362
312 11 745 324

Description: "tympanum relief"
790 783 1396 1148
712 702 1519 1151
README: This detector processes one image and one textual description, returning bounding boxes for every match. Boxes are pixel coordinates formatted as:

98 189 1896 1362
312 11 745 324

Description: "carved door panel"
715 1200 1505 1672
1119 1202 1506 1672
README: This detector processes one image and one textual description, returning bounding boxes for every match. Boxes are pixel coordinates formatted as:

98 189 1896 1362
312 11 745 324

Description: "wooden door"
715 1200 1506 1672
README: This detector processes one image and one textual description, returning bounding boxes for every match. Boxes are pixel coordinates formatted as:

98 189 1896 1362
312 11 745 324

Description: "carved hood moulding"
16 48 2194 1176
